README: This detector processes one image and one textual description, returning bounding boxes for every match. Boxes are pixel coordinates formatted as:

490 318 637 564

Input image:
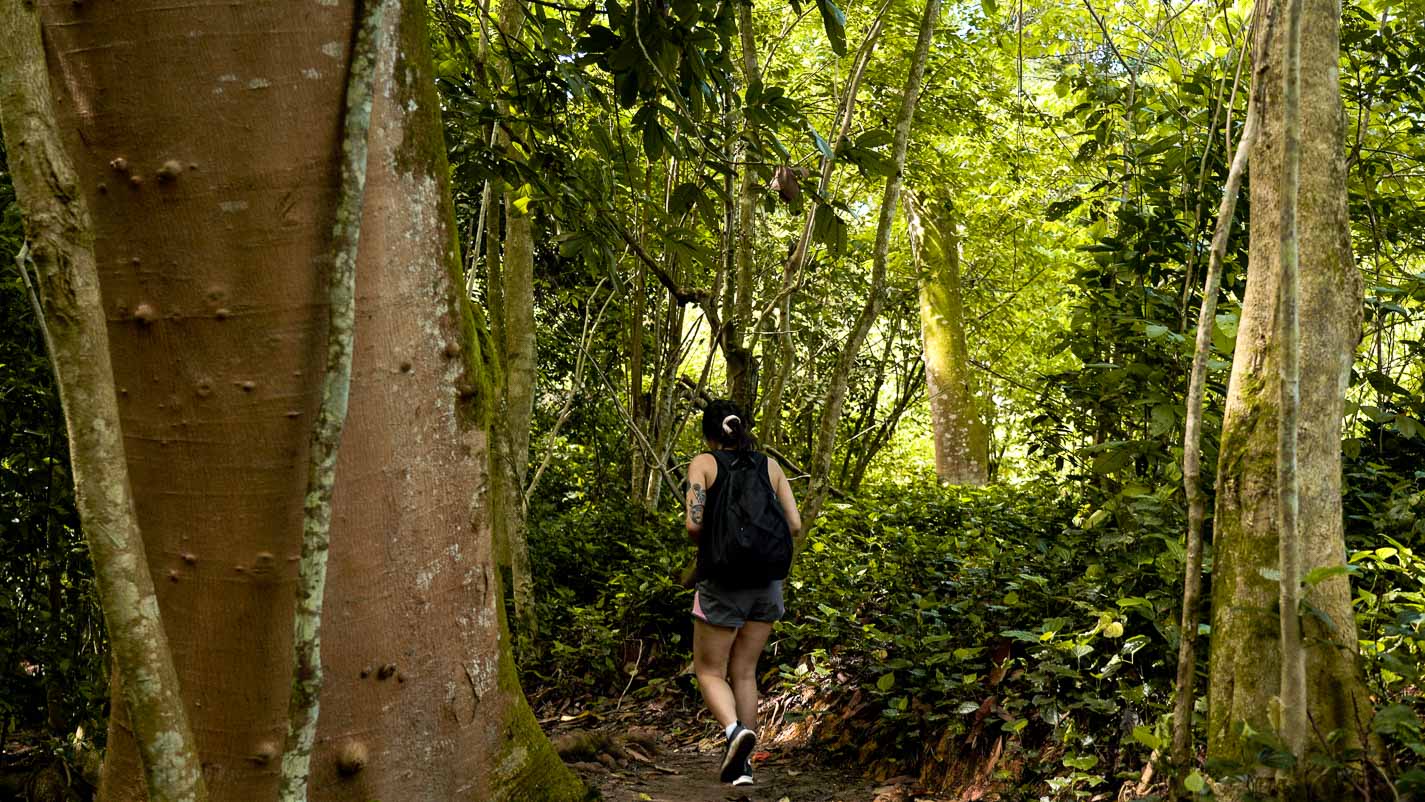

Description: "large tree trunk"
903 191 987 486
1206 0 1369 789
36 0 581 799
802 0 941 528
0 6 207 800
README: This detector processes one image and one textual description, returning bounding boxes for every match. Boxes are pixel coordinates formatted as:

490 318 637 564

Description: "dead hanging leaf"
768 165 808 204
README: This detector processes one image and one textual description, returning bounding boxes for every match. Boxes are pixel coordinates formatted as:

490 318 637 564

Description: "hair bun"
722 414 741 435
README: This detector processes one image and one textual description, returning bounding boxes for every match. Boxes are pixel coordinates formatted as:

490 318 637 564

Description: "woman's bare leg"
693 618 740 727
727 620 773 729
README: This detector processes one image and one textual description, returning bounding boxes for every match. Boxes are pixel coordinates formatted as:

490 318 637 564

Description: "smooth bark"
278 1 385 797
1275 0 1308 777
904 190 988 486
490 0 538 639
35 0 582 797
803 0 941 528
1206 0 1370 792
0 5 207 800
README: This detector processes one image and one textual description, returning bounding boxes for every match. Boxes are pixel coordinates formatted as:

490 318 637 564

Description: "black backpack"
698 450 794 588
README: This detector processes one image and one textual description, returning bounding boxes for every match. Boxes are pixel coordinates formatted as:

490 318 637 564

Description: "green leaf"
808 126 834 160
876 672 896 692
641 122 664 162
1373 703 1422 737
854 129 894 149
1184 769 1205 793
1302 564 1351 586
814 0 847 56
1063 754 1098 770
1132 724 1162 751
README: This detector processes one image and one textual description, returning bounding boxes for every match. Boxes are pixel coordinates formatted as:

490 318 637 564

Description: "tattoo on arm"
690 483 706 525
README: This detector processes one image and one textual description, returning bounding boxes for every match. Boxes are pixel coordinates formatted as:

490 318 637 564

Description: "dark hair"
701 399 755 451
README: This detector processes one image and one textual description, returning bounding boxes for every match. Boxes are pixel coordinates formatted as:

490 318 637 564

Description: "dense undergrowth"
522 467 1425 798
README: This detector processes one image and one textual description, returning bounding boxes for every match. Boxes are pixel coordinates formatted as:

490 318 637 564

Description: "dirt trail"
570 740 896 802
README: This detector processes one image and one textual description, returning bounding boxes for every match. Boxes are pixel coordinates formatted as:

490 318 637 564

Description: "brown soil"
567 736 902 802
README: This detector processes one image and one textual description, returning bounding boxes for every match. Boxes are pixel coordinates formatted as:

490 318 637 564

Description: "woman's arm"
768 458 803 540
685 453 716 540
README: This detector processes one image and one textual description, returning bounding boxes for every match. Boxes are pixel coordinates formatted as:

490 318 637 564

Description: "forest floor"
542 693 958 802
566 739 906 802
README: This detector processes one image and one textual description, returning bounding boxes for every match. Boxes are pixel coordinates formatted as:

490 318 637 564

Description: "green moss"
490 571 589 801
391 1 450 179
388 0 498 429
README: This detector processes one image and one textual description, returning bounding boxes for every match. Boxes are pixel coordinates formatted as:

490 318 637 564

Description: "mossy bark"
1206 0 1370 791
903 191 988 486
35 0 581 797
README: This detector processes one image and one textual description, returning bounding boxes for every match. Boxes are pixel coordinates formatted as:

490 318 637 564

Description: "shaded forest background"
2 0 1425 797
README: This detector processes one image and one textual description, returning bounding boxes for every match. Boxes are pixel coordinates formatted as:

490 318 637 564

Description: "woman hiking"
685 399 802 787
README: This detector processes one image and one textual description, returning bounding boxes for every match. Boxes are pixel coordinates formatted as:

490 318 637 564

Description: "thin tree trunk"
726 0 762 413
35 0 583 796
491 0 538 640
1275 0 1307 778
1171 87 1259 777
279 1 386 797
630 233 647 502
904 190 988 486
0 7 207 801
802 0 941 529
1206 0 1370 793
762 0 890 446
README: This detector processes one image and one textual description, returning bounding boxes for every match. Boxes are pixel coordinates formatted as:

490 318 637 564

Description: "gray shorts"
691 579 785 628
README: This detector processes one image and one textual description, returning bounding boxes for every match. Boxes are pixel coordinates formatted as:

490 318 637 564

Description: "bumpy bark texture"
0 5 207 800
903 191 987 486
36 0 582 799
1206 0 1369 785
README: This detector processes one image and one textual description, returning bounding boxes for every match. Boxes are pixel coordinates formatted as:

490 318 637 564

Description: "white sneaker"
731 758 754 786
